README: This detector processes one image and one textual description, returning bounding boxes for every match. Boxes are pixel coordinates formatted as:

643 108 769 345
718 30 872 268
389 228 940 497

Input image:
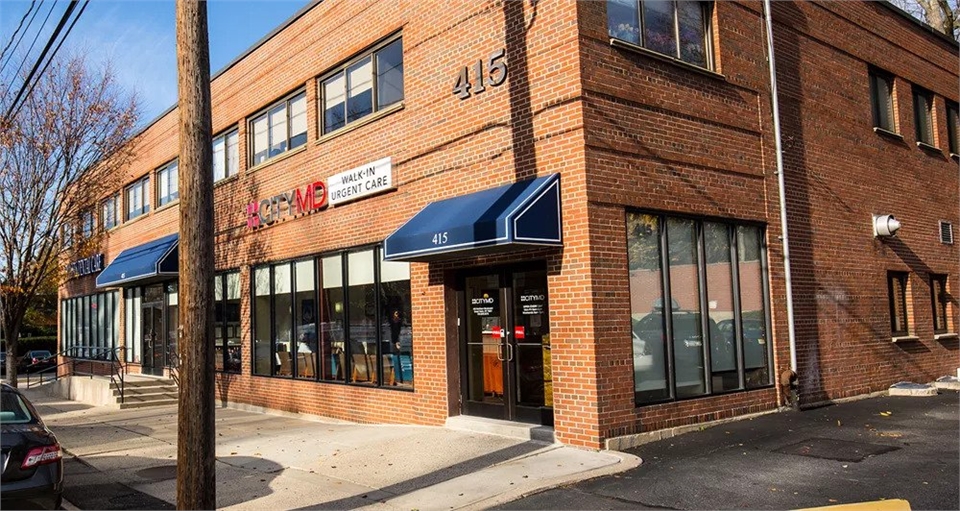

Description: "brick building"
59 0 959 449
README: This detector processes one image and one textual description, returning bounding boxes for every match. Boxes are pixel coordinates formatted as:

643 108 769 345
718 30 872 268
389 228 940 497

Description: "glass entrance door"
461 268 553 425
141 284 165 376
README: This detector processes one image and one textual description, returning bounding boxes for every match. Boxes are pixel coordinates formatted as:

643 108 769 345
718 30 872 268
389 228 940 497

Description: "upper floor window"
125 176 149 221
870 69 896 133
947 101 958 155
80 210 95 238
250 91 307 166
607 1 712 69
213 129 239 182
156 160 179 207
320 37 404 135
912 86 934 147
888 271 909 336
102 193 120 230
931 275 949 334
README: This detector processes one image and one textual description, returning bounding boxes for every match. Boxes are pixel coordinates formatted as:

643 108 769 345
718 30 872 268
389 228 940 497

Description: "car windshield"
0 390 36 424
31 351 51 359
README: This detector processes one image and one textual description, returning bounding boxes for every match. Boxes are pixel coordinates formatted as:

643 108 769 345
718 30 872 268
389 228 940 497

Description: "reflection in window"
888 272 909 336
913 87 934 146
295 260 317 379
214 272 241 372
273 263 293 377
870 69 895 132
628 213 771 404
380 253 413 388
157 161 179 206
347 250 378 384
254 268 272 375
62 291 118 360
250 92 307 166
608 1 711 69
213 130 239 182
931 275 949 334
320 255 345 382
166 284 179 368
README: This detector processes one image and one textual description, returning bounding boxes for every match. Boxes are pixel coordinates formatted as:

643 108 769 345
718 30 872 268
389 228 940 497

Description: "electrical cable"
0 0 46 76
3 0 79 121
0 0 35 65
9 0 89 121
4 0 57 83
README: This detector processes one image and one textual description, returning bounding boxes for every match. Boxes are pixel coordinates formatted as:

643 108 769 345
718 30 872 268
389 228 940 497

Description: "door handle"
505 342 514 362
496 343 504 362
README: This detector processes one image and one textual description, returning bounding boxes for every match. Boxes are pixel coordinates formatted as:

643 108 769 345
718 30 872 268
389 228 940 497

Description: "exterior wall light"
873 214 901 237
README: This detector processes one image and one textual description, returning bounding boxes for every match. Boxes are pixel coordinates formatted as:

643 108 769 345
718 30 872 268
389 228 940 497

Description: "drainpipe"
762 0 798 401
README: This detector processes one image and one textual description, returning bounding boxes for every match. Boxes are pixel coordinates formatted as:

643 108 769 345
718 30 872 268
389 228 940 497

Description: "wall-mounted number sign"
453 49 507 100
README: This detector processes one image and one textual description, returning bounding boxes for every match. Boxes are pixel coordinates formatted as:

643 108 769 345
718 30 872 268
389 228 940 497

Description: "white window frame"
156 160 179 207
125 176 150 221
248 91 307 167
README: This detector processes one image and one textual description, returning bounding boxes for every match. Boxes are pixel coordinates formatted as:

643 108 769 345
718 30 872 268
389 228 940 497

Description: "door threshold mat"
774 437 900 462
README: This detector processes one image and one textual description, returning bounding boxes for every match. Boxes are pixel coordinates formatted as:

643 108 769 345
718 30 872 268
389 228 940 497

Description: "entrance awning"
383 174 561 262
96 234 178 288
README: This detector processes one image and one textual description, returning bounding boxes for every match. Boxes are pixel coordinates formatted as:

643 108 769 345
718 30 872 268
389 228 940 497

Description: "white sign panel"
328 157 394 206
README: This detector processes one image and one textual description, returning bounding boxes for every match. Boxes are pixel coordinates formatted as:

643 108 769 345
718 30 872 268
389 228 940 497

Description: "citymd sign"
246 181 328 229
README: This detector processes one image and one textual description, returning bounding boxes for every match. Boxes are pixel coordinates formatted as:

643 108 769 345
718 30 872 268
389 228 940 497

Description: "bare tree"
888 0 960 38
0 54 139 387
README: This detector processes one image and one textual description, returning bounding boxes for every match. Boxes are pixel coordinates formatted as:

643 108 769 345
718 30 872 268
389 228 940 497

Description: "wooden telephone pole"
175 0 216 509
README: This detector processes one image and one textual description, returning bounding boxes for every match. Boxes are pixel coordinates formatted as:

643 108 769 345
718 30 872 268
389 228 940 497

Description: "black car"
16 351 54 374
0 383 64 510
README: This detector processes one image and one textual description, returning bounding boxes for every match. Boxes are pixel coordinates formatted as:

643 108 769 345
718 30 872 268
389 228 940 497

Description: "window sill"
934 332 959 341
891 335 919 343
120 213 150 229
214 174 240 188
154 200 179 214
316 102 405 146
610 38 725 82
916 141 941 153
247 144 307 175
873 127 903 141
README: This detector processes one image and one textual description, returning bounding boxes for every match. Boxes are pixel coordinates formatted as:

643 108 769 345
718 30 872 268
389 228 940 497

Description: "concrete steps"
112 377 178 409
445 415 555 443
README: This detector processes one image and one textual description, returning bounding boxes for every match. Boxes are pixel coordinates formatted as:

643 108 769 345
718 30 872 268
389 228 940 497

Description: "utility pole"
175 0 215 509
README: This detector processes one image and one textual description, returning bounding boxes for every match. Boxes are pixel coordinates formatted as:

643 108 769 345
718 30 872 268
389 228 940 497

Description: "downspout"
762 0 799 397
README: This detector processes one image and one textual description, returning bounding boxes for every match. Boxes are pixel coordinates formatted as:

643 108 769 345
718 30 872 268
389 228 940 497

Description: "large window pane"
321 255 345 382
738 225 769 388
166 284 179 368
380 254 412 388
667 218 705 398
705 222 737 392
289 93 307 149
225 272 241 372
347 57 373 123
212 135 226 182
274 263 293 377
226 130 239 177
642 1 677 56
628 213 669 403
295 260 317 379
608 0 640 44
376 39 404 109
254 267 272 375
323 72 346 133
268 103 288 158
215 276 225 371
252 115 269 165
870 71 895 132
677 0 707 67
347 250 378 384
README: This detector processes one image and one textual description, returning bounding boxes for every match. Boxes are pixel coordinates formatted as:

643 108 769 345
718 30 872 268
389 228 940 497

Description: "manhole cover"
774 438 900 462
135 465 178 481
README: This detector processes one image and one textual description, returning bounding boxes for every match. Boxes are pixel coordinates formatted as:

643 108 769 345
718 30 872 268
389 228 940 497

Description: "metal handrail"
24 346 126 403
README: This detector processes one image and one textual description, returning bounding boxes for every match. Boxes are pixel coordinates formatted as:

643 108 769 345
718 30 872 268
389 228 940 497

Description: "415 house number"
432 231 449 245
453 49 507 100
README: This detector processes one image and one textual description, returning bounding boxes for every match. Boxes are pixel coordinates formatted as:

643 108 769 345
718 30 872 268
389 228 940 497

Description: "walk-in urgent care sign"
327 157 394 206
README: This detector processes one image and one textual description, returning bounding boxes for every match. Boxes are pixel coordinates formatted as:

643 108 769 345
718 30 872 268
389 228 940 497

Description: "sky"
1 0 310 124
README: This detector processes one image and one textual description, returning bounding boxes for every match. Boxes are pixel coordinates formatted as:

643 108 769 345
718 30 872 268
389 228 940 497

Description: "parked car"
0 383 64 510
632 311 727 387
17 351 54 374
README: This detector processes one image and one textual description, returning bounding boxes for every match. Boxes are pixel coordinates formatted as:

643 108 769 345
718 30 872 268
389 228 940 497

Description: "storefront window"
274 263 294 377
295 260 317 379
61 291 118 360
254 267 272 375
252 259 317 378
347 250 378 385
380 253 413 388
628 212 771 404
214 272 242 372
124 288 142 363
165 284 179 367
320 255 345 382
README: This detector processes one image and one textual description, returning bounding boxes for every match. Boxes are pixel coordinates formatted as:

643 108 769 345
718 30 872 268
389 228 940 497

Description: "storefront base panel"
211 373 447 427
627 388 779 439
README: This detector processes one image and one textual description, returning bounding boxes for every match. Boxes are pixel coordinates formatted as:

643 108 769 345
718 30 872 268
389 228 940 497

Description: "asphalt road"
495 391 959 511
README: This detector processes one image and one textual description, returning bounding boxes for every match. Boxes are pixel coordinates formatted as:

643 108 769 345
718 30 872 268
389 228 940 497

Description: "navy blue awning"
383 174 561 262
96 234 179 288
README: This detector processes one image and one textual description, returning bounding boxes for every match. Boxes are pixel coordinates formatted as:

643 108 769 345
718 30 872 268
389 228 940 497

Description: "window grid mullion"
729 225 745 390
673 1 681 60
695 221 712 395
660 215 677 400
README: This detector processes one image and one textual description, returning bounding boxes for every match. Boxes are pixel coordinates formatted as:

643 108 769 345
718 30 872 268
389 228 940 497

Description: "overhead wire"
0 0 46 76
4 0 58 86
0 0 35 65
3 0 81 122
9 0 90 121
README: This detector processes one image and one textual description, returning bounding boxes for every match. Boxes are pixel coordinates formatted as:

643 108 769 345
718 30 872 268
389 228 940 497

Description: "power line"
0 0 46 76
3 0 80 122
0 0 35 65
9 0 89 121
4 0 57 85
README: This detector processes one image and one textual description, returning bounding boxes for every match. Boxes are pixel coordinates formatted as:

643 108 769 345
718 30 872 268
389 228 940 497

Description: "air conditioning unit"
940 221 954 245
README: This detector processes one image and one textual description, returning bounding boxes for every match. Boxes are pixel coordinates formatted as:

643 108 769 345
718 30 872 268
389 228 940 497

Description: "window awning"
96 234 178 288
383 174 561 262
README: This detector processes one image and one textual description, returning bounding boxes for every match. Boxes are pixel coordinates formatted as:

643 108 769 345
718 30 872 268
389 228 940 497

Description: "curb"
61 497 81 510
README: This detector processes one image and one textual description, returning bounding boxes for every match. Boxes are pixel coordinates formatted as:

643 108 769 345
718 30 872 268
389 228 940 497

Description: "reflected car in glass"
1 383 63 510
16 351 55 374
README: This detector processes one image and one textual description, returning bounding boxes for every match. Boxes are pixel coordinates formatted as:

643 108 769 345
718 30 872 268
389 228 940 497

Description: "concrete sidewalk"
19 387 638 510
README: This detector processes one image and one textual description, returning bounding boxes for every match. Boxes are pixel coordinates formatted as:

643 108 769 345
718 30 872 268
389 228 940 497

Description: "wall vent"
940 221 954 244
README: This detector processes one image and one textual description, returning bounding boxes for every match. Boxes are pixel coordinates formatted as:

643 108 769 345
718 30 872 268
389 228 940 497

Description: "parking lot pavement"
495 391 960 511
19 387 637 511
